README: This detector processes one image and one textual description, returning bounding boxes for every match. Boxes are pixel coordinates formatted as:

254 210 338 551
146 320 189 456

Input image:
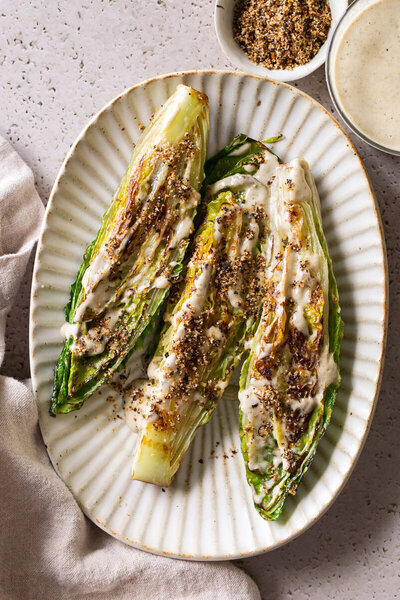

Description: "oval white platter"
30 70 387 560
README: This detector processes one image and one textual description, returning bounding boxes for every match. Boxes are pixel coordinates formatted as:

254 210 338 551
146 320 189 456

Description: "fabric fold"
0 135 260 600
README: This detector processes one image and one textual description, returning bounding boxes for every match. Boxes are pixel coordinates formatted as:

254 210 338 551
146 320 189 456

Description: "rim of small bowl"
326 0 400 156
214 0 348 82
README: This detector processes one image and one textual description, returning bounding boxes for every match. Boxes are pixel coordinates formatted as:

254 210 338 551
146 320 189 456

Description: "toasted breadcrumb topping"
233 0 332 70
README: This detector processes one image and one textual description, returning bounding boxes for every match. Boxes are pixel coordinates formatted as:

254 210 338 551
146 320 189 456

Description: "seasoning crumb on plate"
232 0 332 70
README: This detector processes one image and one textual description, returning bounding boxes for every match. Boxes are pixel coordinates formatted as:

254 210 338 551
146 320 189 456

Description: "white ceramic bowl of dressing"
214 0 348 82
326 0 400 155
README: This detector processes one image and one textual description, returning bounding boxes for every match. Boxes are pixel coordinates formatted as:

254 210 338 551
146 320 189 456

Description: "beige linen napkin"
0 136 260 600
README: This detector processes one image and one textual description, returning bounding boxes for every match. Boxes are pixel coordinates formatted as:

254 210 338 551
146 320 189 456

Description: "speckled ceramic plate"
30 70 387 560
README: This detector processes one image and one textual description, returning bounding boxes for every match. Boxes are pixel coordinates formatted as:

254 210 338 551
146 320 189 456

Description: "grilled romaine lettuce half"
239 158 343 520
50 84 209 415
126 136 280 486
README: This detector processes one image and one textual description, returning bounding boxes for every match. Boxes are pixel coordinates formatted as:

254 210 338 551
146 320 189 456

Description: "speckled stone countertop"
1 1 398 598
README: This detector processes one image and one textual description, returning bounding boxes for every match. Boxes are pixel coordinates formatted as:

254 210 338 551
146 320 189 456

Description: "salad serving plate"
30 70 387 560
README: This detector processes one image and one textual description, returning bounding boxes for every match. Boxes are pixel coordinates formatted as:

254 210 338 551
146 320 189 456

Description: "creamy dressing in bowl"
327 0 400 154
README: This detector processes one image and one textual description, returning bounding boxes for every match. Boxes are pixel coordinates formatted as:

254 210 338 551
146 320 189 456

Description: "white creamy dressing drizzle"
276 161 317 339
240 158 338 475
207 326 223 341
243 337 253 351
333 0 400 151
253 157 278 187
146 356 161 383
213 218 223 243
164 352 177 371
125 380 161 433
179 264 212 318
153 275 170 289
227 288 242 309
74 257 112 324
70 304 121 355
240 220 259 255
60 322 81 339
167 215 194 249
255 341 273 361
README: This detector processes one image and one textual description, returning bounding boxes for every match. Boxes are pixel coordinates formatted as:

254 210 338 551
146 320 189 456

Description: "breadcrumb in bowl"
214 0 347 82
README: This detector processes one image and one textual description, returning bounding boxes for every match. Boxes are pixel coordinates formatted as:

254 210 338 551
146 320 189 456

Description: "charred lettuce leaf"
50 85 209 414
239 158 343 520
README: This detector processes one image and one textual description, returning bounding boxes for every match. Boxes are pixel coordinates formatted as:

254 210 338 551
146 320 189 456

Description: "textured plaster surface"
0 1 399 598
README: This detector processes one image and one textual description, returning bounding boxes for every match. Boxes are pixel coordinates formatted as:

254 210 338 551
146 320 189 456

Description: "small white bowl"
214 0 348 82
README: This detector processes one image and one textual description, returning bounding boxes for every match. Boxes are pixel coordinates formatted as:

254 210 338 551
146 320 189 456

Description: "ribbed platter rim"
29 70 388 560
